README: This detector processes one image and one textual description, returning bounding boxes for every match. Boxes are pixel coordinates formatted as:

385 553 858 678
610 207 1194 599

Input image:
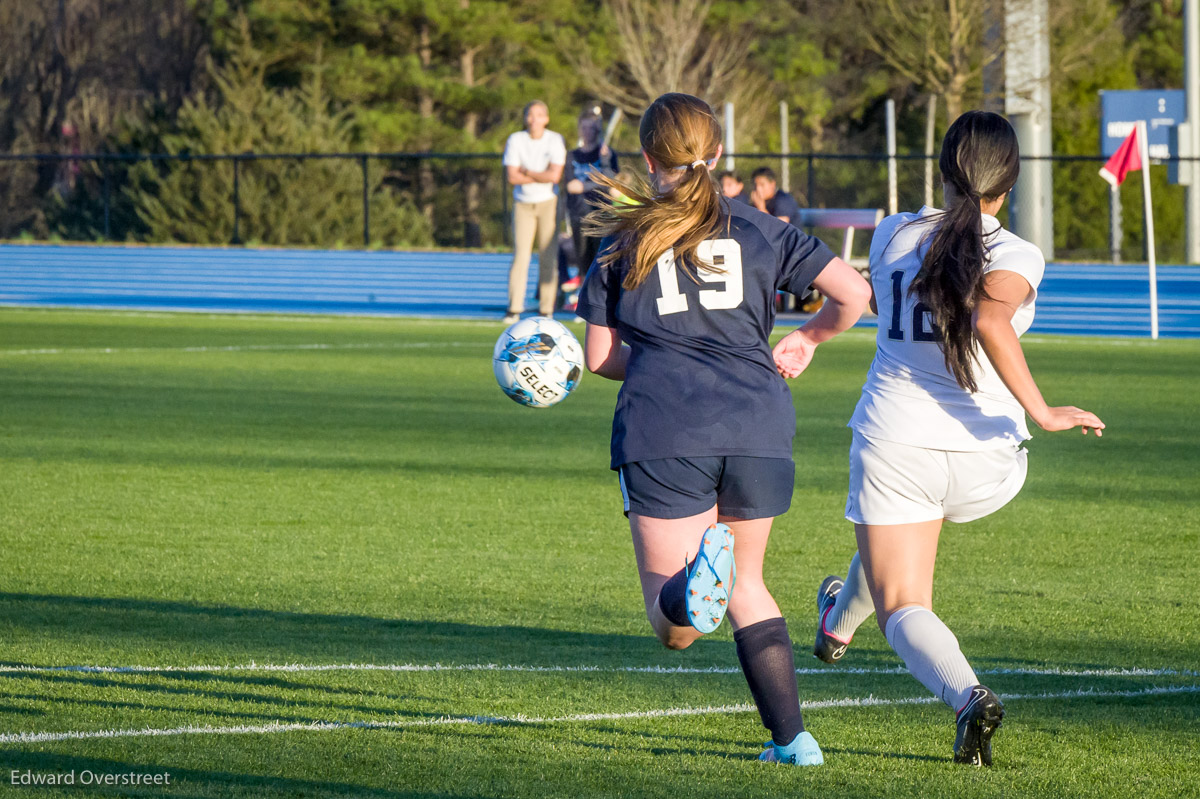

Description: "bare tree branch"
558 0 754 117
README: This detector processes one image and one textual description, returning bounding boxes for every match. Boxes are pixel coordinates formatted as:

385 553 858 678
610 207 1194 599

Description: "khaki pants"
509 197 559 316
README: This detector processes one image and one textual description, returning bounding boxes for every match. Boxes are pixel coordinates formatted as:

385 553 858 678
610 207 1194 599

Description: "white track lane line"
0 662 1194 679
1 684 1195 745
0 341 483 357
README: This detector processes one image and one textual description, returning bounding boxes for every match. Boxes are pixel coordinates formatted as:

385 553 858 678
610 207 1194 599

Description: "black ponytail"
911 111 1020 392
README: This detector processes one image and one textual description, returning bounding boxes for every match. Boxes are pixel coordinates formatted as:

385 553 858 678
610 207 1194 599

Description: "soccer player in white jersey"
577 93 871 765
810 111 1105 767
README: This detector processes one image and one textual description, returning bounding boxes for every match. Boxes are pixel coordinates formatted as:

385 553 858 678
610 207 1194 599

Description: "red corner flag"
1099 126 1142 187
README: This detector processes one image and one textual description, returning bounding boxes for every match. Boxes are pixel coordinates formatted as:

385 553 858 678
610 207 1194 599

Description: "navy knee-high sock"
735 617 805 745
657 565 691 627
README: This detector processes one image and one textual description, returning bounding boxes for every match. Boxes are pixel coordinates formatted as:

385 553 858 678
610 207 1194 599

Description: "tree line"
0 0 1185 259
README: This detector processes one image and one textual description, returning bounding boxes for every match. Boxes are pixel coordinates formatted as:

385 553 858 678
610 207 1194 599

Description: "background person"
577 92 871 767
718 170 751 205
502 100 566 324
811 111 1105 768
562 110 620 299
749 167 821 311
749 167 800 224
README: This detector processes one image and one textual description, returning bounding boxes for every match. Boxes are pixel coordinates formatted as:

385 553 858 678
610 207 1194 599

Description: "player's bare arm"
974 269 1105 436
584 322 629 381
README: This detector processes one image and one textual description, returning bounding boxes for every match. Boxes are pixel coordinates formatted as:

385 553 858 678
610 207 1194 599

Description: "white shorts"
845 431 1028 525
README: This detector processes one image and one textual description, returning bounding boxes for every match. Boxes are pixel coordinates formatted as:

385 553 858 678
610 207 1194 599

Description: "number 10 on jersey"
655 240 744 315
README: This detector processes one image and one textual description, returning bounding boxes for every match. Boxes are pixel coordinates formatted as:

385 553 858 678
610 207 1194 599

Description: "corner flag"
1099 120 1159 339
1099 126 1142 187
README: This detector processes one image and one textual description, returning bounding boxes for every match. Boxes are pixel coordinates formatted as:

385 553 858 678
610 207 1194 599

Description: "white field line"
0 307 516 327
0 341 483 357
0 662 1194 679
1 684 1195 745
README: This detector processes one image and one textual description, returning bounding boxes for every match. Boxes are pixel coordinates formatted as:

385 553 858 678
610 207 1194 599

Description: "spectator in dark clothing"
750 167 802 225
751 167 821 311
562 112 619 293
718 170 751 205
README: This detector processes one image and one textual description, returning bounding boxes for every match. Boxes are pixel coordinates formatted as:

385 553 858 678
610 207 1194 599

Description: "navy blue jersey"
576 201 836 469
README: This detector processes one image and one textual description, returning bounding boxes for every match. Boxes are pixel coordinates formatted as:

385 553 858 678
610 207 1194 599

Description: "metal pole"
724 102 735 171
602 108 623 148
925 94 937 208
886 99 898 215
1109 185 1122 264
1138 120 1159 339
780 101 790 193
1005 0 1055 258
232 156 241 245
1185 0 1200 263
361 154 369 247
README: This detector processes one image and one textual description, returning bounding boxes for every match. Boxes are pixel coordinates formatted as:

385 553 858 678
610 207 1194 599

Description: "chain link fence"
1 151 1194 263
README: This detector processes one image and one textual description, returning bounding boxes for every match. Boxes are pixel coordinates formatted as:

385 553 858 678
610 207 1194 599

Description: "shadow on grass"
819 745 945 764
0 591 731 668
1 593 1189 688
1 687 373 726
1 667 436 725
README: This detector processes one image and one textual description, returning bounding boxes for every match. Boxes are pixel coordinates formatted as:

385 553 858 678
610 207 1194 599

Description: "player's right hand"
1035 406 1105 436
772 329 818 379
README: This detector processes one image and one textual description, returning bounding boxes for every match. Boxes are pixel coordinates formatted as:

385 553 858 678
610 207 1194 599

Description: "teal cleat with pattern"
683 523 736 634
759 731 824 766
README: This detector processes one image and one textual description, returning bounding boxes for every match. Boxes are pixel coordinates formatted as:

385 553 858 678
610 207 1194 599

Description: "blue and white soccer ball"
493 317 584 408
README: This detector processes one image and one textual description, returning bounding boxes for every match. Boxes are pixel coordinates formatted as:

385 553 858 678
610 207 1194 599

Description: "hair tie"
673 158 713 172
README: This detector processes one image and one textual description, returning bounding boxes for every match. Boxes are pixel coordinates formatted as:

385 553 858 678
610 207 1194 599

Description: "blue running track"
1 244 1196 338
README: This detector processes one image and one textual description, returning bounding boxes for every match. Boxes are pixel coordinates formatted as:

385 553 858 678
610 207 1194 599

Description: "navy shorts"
618 456 795 520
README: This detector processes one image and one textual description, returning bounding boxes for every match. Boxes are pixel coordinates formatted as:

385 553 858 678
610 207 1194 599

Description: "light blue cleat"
683 523 736 634
759 731 824 766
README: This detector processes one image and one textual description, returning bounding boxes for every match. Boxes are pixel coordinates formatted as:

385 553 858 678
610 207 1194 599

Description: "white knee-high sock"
824 552 874 643
884 605 978 711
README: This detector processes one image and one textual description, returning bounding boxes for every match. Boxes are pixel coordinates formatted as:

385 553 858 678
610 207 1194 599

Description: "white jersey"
503 129 567 204
849 206 1046 451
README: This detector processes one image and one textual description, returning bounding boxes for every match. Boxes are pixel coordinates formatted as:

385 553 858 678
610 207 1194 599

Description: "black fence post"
807 153 815 212
231 156 242 245
361 154 369 248
102 159 111 241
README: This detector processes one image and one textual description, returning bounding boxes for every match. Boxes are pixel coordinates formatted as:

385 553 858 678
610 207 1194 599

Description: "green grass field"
0 307 1197 798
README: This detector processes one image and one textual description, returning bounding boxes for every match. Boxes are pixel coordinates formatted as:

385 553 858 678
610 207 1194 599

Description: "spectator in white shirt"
502 101 567 323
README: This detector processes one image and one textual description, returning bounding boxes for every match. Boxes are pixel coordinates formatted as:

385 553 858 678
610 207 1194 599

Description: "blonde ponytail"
584 94 725 290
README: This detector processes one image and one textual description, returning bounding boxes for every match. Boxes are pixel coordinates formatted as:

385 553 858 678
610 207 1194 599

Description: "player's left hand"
773 329 818 378
1034 405 1106 437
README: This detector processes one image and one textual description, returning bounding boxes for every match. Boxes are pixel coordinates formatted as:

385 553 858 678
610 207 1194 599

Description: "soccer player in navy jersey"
575 93 871 765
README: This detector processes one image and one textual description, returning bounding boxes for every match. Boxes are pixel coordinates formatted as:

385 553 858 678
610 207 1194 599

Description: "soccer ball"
493 317 584 408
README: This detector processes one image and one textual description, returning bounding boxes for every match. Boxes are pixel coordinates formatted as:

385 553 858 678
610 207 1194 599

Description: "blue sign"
1100 90 1185 159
